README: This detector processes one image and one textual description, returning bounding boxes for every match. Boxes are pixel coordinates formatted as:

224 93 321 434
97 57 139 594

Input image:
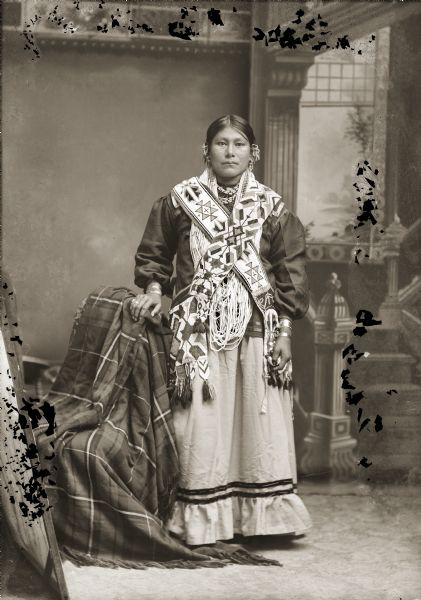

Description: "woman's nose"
225 144 235 157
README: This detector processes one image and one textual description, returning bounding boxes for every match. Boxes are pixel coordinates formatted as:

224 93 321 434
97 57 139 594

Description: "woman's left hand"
272 336 291 371
129 292 162 321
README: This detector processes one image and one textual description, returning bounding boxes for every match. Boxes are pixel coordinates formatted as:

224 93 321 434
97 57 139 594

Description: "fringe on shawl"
60 542 282 570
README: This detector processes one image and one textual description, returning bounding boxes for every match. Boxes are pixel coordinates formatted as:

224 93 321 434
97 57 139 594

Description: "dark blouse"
134 194 309 333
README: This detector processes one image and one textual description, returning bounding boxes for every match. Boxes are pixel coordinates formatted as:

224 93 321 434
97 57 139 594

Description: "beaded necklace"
217 182 240 208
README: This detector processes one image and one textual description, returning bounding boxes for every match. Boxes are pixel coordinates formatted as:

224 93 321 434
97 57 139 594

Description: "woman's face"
208 126 251 185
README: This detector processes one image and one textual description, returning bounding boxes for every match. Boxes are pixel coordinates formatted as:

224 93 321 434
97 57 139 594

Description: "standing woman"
132 115 312 546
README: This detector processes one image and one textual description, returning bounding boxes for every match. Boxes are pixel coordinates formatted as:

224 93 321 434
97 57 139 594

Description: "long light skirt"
167 336 312 546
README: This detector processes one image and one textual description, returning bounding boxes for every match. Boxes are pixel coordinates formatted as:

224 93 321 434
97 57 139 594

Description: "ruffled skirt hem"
167 493 312 546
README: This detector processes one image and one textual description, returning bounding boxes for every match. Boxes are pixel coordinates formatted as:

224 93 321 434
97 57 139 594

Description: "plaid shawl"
35 287 279 569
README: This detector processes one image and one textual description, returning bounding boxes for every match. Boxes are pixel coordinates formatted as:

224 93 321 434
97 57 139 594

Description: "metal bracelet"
279 331 291 338
146 283 162 296
279 318 292 328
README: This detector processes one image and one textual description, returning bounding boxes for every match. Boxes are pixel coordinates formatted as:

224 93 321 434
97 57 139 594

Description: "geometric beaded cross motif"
171 175 284 316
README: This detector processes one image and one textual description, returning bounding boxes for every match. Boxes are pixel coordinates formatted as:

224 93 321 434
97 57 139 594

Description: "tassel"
284 377 293 391
193 319 206 334
170 378 187 409
202 379 214 403
170 366 194 409
170 386 181 409
180 382 193 408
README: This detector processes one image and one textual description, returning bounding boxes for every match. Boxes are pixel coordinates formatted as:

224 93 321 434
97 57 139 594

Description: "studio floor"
2 481 421 600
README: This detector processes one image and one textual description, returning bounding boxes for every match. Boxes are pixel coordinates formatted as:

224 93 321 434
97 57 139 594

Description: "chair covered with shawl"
33 286 279 569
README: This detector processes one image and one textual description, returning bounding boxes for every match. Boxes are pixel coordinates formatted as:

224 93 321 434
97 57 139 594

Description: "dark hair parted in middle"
205 115 257 147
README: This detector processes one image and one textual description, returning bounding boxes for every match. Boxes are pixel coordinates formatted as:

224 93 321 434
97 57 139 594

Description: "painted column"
371 26 390 228
263 53 314 212
377 25 408 329
300 274 358 479
248 1 314 211
378 218 407 328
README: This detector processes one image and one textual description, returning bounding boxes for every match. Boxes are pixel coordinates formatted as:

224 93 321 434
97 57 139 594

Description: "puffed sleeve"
134 195 177 296
268 210 309 320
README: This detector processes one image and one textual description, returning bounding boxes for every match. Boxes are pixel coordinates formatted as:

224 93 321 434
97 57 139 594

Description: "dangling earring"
251 143 261 163
202 142 216 187
248 144 260 172
202 143 209 165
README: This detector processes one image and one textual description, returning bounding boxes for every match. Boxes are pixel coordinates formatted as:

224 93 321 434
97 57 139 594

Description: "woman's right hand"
129 293 162 321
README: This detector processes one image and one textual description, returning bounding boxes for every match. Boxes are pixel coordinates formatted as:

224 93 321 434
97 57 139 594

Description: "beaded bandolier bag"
169 169 291 408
